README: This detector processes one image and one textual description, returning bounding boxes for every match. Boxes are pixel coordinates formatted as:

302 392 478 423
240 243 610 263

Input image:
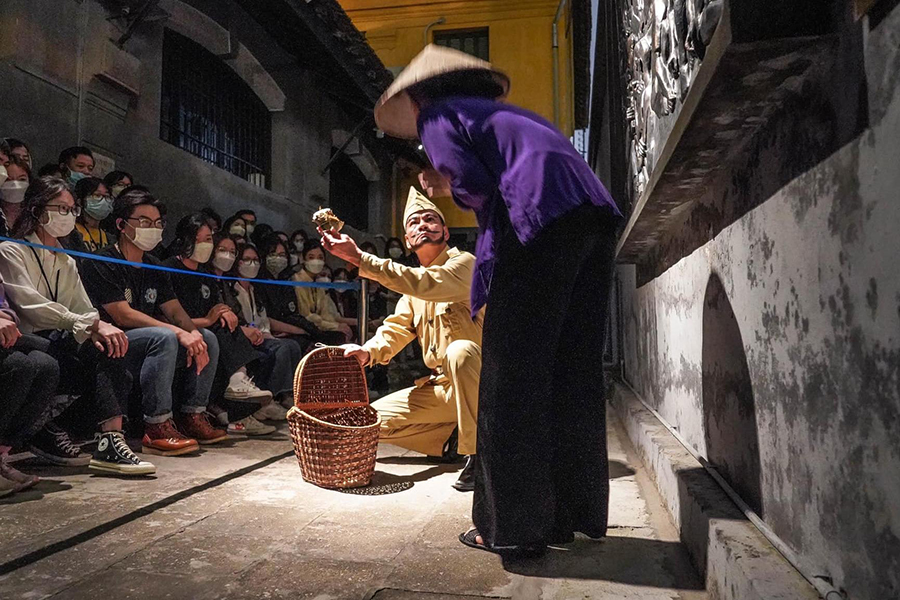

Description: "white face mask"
213 251 235 272
316 276 331 284
189 241 213 264
238 261 260 279
245 223 255 235
128 227 163 252
1 181 29 204
266 255 288 274
229 224 246 237
305 259 325 275
388 247 403 259
111 184 127 198
0 164 7 186
43 211 76 239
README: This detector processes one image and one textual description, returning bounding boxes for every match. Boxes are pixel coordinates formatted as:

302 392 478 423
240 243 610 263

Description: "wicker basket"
286 346 381 489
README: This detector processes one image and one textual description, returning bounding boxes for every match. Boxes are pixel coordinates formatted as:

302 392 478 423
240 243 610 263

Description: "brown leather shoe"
142 419 200 456
176 413 228 445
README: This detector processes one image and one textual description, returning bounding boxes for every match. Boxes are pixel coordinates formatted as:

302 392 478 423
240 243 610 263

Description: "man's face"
404 210 448 251
66 154 94 175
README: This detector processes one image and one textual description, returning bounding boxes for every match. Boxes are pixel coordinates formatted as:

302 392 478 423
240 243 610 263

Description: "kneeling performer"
320 188 482 491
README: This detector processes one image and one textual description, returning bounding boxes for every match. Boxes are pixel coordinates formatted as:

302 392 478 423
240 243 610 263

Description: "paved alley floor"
0 411 707 600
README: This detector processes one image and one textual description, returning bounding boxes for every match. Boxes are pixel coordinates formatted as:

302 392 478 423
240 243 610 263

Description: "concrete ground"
0 410 707 600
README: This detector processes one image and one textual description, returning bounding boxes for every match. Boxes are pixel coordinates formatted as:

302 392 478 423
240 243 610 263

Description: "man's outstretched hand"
340 343 370 367
319 227 363 267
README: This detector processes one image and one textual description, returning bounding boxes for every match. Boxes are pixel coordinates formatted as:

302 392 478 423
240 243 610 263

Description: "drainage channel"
0 450 294 576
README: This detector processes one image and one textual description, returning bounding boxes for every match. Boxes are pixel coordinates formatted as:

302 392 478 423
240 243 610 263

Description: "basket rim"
293 346 370 408
286 405 382 431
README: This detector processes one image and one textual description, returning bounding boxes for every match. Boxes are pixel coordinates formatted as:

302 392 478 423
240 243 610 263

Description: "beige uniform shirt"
361 246 483 370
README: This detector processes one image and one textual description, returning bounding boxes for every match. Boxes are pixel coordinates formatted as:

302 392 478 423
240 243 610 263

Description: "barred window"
160 29 271 187
434 28 489 61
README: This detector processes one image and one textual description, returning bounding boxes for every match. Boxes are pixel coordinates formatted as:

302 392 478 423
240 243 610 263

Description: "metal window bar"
433 28 489 61
160 29 270 185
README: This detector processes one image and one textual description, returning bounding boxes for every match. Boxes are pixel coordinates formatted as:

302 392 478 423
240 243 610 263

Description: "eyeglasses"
126 216 166 229
239 259 260 266
46 205 81 217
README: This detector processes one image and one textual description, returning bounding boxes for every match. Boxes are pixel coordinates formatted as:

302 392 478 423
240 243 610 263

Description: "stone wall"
619 4 900 598
0 0 389 242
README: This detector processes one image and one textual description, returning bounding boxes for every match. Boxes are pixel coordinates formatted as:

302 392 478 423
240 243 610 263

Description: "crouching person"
80 187 226 456
321 188 482 491
0 177 154 475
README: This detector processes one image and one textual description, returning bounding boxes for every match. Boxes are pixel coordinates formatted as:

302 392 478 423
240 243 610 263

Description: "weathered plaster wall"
0 0 388 239
620 6 900 599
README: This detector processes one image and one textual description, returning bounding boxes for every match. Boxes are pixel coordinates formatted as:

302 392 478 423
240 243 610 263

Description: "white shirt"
0 233 98 343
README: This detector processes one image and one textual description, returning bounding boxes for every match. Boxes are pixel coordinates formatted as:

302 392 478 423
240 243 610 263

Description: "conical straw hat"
375 44 510 139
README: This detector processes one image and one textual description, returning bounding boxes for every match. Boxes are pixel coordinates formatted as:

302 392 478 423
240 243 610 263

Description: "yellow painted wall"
340 0 574 234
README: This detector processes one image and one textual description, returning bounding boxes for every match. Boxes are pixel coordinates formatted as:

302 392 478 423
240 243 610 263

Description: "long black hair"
10 176 71 239
169 212 209 259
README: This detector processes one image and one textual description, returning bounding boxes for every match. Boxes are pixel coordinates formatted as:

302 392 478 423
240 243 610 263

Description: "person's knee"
29 350 60 381
146 327 179 353
200 329 219 361
445 340 481 369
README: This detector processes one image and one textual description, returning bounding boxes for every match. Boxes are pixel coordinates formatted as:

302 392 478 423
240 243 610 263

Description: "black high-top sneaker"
29 423 91 466
89 431 156 476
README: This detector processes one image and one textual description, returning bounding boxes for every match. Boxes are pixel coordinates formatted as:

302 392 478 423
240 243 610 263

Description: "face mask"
245 223 255 235
1 181 29 204
190 241 213 264
229 224 246 237
84 195 112 220
43 211 76 239
316 277 331 284
289 252 301 267
68 171 87 186
213 251 235 272
334 279 348 293
388 247 403 259
111 184 127 198
266 255 288 274
128 226 163 252
238 261 260 279
0 164 7 186
305 259 325 275
293 239 305 252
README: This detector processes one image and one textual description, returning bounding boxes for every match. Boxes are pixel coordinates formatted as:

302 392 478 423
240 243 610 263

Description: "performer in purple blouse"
375 45 623 557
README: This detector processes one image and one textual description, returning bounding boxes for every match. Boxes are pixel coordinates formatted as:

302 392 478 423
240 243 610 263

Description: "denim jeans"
0 335 61 447
252 337 302 396
124 327 220 424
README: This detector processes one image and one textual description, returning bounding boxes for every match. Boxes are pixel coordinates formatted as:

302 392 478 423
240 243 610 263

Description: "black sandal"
458 528 547 558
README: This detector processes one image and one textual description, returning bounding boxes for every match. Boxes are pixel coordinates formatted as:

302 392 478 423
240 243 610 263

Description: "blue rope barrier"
0 236 361 291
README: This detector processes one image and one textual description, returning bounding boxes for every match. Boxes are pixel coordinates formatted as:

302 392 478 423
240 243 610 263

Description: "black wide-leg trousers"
472 204 617 550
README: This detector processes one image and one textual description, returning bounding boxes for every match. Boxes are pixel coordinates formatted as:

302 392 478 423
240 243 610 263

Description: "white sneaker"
229 415 276 436
224 372 273 402
253 402 288 422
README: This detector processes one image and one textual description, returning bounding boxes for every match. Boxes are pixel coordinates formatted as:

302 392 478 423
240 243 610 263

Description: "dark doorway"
329 149 369 230
702 274 763 516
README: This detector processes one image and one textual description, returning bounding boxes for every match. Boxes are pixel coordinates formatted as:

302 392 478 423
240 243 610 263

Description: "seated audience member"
199 206 222 234
80 188 227 455
103 170 133 199
1 155 31 231
0 177 154 475
249 222 274 248
223 214 251 244
58 146 94 187
73 177 115 251
164 214 275 436
288 229 308 273
0 274 59 495
256 235 342 350
233 209 257 237
37 163 63 179
231 243 304 413
4 138 32 170
273 230 290 247
292 241 352 342
385 237 418 267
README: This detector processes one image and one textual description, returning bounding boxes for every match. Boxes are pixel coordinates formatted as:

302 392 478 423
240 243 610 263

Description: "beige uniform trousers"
371 339 480 457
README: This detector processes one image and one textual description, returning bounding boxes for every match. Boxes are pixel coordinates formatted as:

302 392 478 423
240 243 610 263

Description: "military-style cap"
403 186 445 225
